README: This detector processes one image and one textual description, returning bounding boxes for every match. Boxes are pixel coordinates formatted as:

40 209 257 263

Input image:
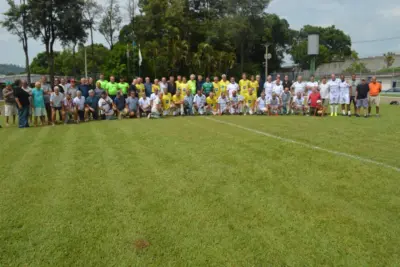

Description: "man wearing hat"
2 81 17 126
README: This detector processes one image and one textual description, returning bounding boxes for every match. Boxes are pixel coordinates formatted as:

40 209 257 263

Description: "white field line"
205 117 400 173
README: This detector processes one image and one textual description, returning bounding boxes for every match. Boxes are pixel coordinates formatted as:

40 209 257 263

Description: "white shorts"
330 94 339 104
339 92 349 104
34 107 46 117
4 104 17 116
195 107 204 115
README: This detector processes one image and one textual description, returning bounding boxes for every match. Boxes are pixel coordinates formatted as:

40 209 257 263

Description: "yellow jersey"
152 84 160 93
178 83 189 95
162 93 172 110
172 94 184 105
250 81 259 94
218 80 229 96
245 93 257 107
212 82 220 97
136 83 145 97
206 96 217 110
175 81 182 89
239 79 251 96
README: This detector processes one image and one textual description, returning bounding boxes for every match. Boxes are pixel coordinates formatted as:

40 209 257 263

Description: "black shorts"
350 96 356 104
52 106 62 111
77 110 85 120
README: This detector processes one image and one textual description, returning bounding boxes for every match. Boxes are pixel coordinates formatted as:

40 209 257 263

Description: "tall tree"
290 25 352 70
1 0 31 83
28 0 88 85
383 52 396 68
83 0 102 76
99 0 122 49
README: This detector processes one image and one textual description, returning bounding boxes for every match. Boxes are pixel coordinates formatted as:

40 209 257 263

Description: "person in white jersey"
217 92 229 115
327 74 340 116
227 77 239 98
339 74 351 116
263 75 274 100
229 90 241 114
318 76 330 114
291 76 306 97
272 78 283 99
256 92 268 114
193 90 206 115
306 75 319 96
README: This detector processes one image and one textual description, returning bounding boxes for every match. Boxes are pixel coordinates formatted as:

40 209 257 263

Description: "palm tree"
384 52 396 68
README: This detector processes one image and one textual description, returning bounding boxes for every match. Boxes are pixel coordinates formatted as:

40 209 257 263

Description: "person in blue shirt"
84 90 99 121
78 78 90 98
114 92 127 119
144 77 152 97
31 81 46 127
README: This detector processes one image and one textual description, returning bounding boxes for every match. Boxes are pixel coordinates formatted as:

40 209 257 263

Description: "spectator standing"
41 76 52 124
78 78 90 98
50 86 64 126
32 81 46 126
2 81 17 126
67 79 78 99
368 76 382 117
14 80 31 128
356 78 370 118
167 76 176 96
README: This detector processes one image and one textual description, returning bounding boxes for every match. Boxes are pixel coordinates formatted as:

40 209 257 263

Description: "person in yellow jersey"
161 88 172 116
136 78 145 98
244 88 257 115
212 76 220 97
178 77 189 96
175 75 182 89
205 91 218 115
239 73 251 96
171 90 185 116
250 75 259 97
219 74 229 97
152 79 160 93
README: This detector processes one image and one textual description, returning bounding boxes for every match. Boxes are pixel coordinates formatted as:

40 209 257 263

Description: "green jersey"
202 82 213 94
188 80 197 94
118 82 129 94
97 79 109 90
106 82 119 96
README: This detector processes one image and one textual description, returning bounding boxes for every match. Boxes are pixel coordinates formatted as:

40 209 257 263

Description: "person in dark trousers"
168 76 176 96
14 80 31 128
355 78 370 118
282 75 292 93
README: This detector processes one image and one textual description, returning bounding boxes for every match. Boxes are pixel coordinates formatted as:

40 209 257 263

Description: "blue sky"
1 0 400 66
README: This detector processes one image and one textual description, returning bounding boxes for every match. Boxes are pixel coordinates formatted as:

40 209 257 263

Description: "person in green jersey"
106 76 119 100
202 77 213 97
96 74 108 90
188 74 197 95
118 77 129 98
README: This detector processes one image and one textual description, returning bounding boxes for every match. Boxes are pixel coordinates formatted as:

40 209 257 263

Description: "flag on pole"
138 45 143 66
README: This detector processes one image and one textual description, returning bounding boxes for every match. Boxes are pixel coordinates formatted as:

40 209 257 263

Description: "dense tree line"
2 0 354 84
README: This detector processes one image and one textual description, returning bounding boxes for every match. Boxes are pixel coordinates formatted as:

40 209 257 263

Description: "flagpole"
85 47 88 78
127 44 130 80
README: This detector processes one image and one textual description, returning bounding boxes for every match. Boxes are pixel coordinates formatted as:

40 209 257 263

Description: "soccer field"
1 106 400 266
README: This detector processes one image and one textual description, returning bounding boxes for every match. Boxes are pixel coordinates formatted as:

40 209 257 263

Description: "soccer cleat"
334 113 338 117
330 113 334 117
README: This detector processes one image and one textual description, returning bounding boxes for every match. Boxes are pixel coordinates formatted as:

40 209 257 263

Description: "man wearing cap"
2 81 17 126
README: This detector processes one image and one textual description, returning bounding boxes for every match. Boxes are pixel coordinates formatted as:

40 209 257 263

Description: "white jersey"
319 83 330 99
273 84 283 96
264 82 274 97
292 82 306 95
327 79 340 96
269 97 280 106
339 80 350 94
98 96 113 115
73 96 85 110
151 97 161 112
217 96 229 110
160 82 168 91
257 97 267 109
139 97 151 109
230 95 239 104
150 93 160 102
227 82 239 98
193 94 206 107
293 97 304 106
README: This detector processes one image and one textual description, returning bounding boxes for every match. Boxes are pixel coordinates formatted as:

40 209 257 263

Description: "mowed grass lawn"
1 105 400 267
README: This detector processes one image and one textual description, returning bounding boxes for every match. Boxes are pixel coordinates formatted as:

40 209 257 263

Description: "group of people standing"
0 72 382 128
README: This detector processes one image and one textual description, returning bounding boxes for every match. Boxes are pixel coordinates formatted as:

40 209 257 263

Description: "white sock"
348 110 351 115
330 106 333 113
334 106 338 113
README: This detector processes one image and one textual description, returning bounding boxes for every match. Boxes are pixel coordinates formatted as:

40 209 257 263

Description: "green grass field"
1 105 400 266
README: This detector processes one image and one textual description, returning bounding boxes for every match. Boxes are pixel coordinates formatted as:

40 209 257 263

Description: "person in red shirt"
308 87 321 116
